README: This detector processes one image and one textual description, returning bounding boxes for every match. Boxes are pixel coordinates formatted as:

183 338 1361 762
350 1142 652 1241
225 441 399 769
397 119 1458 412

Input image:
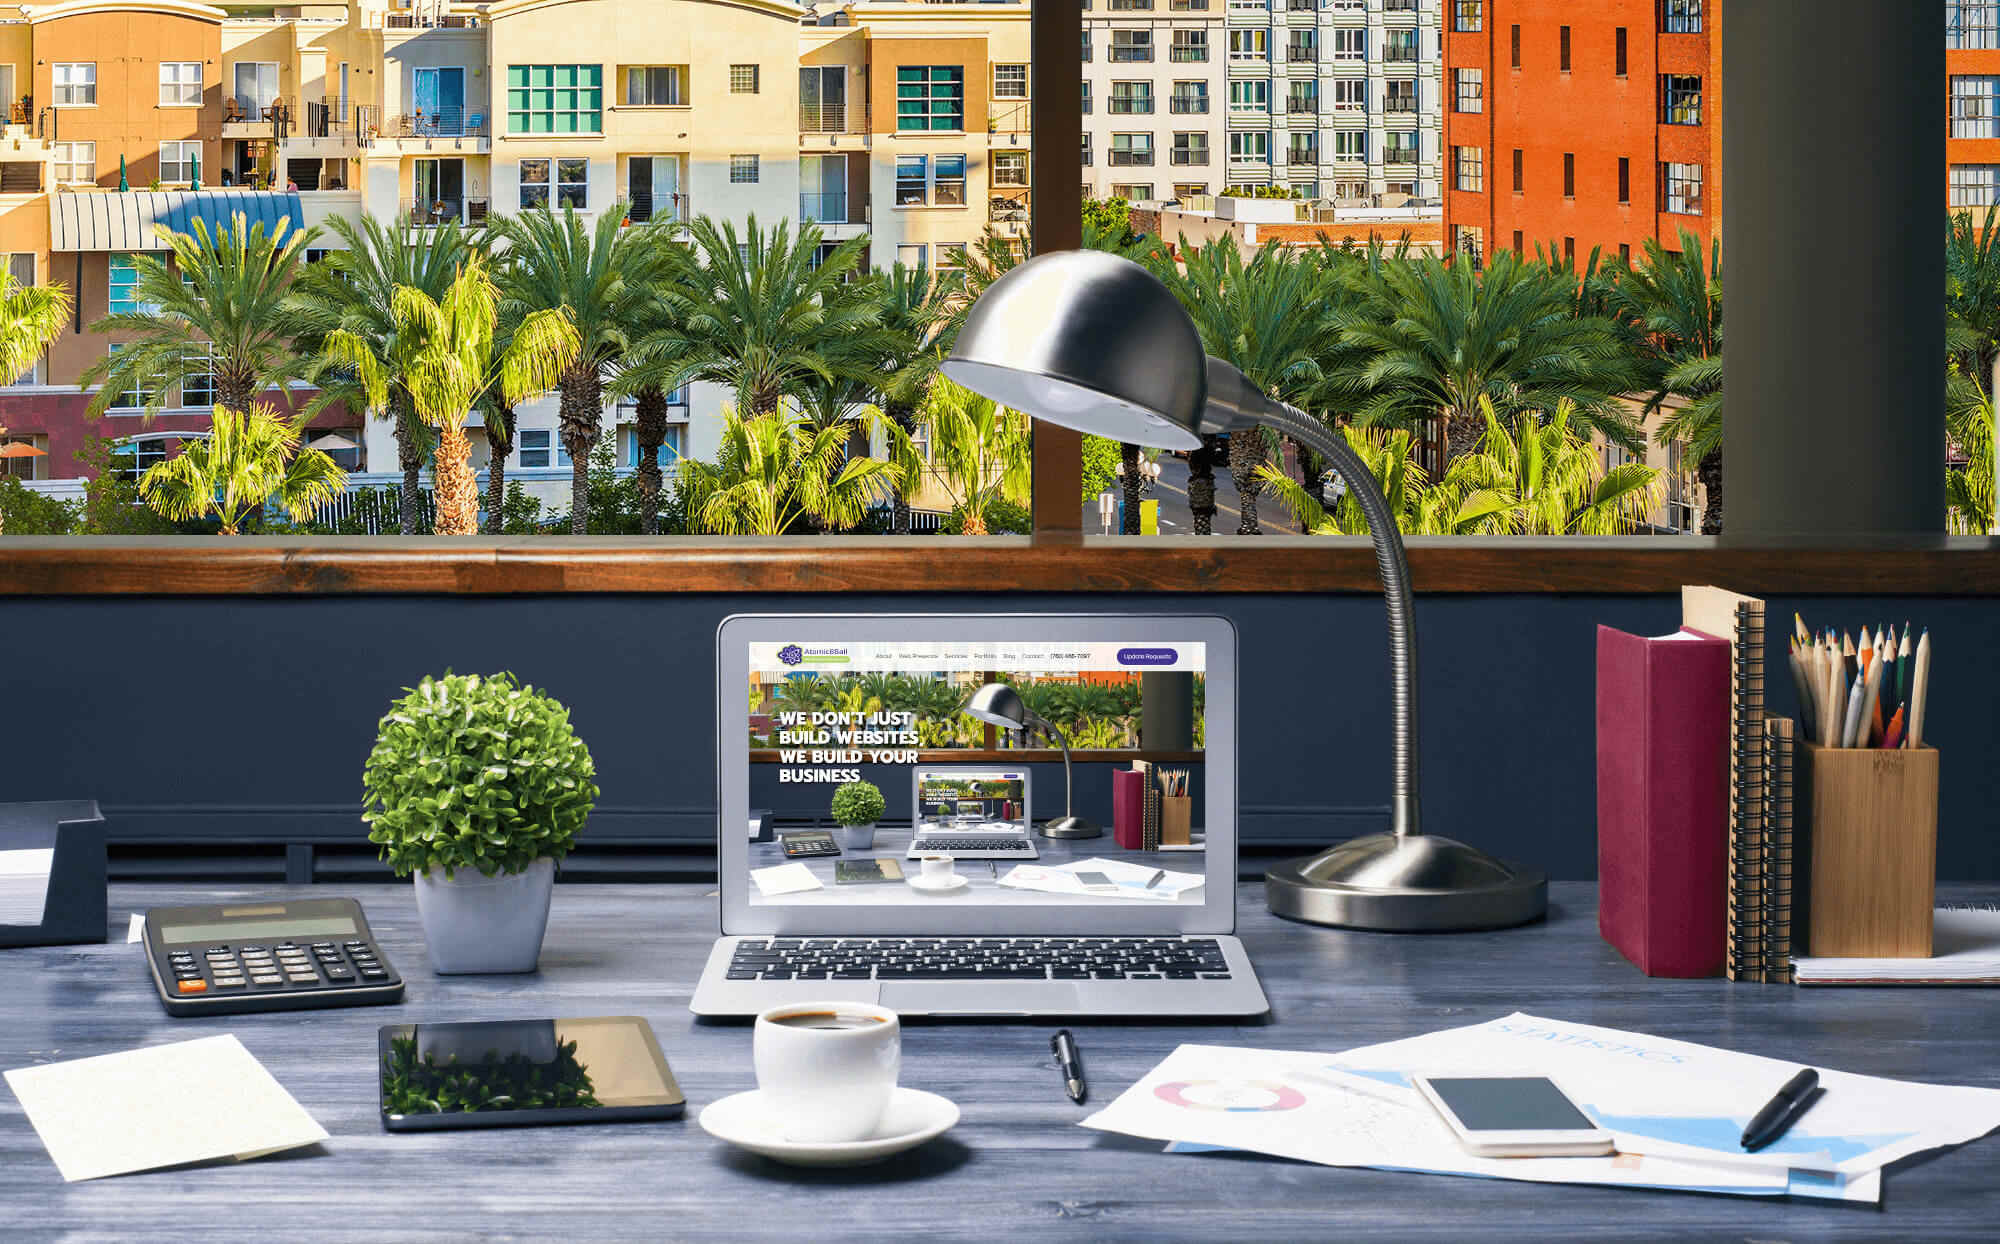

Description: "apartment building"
1950 3 2000 212
1080 0 1226 203
1224 0 1441 206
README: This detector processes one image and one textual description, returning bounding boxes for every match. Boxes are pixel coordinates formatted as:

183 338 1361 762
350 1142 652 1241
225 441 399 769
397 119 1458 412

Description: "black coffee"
769 1011 887 1030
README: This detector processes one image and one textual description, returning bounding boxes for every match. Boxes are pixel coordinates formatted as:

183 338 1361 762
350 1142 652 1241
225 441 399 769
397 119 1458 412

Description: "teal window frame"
108 254 142 316
896 66 964 133
506 64 604 135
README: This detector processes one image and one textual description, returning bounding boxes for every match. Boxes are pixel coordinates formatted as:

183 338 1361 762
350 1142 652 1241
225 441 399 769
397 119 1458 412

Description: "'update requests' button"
1116 647 1179 666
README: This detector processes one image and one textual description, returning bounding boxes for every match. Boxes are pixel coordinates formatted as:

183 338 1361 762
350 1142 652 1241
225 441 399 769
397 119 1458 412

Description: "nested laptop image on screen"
745 638 1207 908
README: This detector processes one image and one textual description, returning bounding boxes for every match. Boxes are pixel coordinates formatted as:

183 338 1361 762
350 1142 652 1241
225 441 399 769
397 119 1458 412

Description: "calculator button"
310 942 334 950
239 945 267 954
359 969 389 981
211 977 246 989
250 973 284 985
176 980 209 994
322 969 354 982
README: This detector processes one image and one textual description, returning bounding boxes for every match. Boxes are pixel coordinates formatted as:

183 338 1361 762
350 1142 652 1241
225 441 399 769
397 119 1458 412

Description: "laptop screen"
745 638 1208 909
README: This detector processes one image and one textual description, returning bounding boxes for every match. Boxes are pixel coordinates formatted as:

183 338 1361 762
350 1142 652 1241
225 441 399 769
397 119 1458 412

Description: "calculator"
143 897 405 1017
780 831 842 859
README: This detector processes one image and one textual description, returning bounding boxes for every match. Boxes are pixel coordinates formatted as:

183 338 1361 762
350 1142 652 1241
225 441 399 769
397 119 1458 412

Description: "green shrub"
0 477 81 533
1081 435 1121 504
362 672 598 879
830 780 886 827
941 496 1031 534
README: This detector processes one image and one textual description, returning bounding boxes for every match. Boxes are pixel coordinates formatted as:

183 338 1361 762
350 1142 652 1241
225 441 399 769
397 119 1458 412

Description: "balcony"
628 192 690 225
1383 0 1418 10
1108 98 1155 116
1170 47 1209 63
1383 147 1420 166
1109 149 1155 167
384 110 489 139
799 191 863 226
1109 48 1155 64
406 197 490 228
1171 97 1210 115
1287 45 1316 64
800 102 869 137
1172 148 1210 166
1169 0 1211 9
1287 0 1313 9
1384 46 1421 64
1385 98 1420 115
222 97 294 141
989 187 1030 233
383 11 481 28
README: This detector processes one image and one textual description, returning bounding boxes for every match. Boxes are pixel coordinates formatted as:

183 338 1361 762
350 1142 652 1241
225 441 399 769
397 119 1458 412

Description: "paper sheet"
751 862 822 897
4 1034 328 1181
0 847 54 925
998 857 1203 902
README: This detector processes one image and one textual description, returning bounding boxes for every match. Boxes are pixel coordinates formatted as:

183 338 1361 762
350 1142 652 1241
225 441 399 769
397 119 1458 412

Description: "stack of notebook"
1682 586 1771 983
1760 717 1799 983
1794 907 2000 984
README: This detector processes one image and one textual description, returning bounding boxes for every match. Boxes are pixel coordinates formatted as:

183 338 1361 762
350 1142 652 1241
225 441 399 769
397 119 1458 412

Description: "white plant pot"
413 855 556 974
839 822 877 850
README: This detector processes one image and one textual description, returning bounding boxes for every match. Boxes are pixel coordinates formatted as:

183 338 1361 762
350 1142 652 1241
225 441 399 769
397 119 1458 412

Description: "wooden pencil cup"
1800 743 1938 958
1160 795 1192 847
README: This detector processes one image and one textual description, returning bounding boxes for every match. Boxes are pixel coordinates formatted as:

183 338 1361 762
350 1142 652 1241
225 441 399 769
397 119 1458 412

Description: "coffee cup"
752 1001 901 1143
919 855 955 882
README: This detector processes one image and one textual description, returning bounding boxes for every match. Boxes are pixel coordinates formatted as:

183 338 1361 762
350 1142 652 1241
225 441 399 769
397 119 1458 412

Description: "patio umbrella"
118 154 128 191
306 432 358 452
189 150 200 191
0 442 45 460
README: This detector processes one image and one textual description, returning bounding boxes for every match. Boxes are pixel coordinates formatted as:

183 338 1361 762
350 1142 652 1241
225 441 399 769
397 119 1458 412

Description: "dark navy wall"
4 592 1996 880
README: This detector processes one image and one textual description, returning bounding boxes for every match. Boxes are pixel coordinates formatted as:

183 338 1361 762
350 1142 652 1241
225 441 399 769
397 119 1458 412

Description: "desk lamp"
942 250 1546 931
962 682 1100 839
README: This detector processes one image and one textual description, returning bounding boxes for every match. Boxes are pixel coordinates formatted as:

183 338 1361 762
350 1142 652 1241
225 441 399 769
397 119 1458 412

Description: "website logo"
1117 647 1179 667
777 644 804 667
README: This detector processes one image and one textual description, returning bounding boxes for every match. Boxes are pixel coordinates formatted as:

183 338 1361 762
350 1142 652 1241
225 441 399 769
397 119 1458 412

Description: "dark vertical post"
1723 1 1945 544
1030 1 1083 542
1139 672 1194 751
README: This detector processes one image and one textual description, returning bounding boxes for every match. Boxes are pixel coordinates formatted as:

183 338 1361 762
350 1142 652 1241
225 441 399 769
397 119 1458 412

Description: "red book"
1113 768 1145 850
1596 625 1731 978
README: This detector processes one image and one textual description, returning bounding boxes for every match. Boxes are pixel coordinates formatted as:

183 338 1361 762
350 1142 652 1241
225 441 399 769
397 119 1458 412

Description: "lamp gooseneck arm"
1035 715 1077 818
1253 403 1421 840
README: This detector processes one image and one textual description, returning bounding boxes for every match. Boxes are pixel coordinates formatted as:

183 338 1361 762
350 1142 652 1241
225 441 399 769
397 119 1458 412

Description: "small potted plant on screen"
830 780 886 850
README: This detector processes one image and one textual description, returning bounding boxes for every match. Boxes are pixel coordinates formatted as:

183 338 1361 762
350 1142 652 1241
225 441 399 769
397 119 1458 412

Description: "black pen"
1051 1028 1086 1104
1741 1067 1821 1151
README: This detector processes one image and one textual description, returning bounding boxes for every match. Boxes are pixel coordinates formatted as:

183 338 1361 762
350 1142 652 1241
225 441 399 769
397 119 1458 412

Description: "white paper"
4 1034 328 1181
1795 908 2000 982
126 912 145 944
751 862 822 897
999 857 1203 902
0 847 54 925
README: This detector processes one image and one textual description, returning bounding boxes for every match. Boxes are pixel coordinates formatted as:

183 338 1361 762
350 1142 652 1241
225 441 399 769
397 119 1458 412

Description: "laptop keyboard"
910 837 1035 853
726 937 1232 981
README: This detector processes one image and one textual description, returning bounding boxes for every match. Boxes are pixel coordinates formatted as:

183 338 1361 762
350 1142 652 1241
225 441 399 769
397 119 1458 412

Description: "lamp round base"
1264 833 1547 932
1038 816 1103 840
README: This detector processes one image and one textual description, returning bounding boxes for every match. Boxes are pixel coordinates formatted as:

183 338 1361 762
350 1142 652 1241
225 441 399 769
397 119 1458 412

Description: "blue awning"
48 191 306 252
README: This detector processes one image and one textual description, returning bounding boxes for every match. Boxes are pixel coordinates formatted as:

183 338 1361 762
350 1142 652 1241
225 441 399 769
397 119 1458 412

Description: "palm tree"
679 406 890 535
1947 370 1994 534
82 214 319 420
1601 228 1724 533
319 256 578 535
0 272 70 535
496 206 656 532
873 378 1031 535
1334 248 1644 465
1946 205 2000 531
293 214 478 534
868 262 958 532
1148 236 1340 534
138 405 348 534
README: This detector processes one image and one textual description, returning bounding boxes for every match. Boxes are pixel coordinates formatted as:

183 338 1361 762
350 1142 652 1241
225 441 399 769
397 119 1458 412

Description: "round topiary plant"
830 780 886 828
363 672 598 880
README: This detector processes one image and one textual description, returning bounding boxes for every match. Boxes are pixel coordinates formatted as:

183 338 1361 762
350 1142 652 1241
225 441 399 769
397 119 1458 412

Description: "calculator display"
158 915 359 943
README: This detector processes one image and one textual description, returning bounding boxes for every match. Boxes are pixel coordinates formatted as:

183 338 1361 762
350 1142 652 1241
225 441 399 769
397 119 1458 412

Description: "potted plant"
363 672 597 974
830 780 885 849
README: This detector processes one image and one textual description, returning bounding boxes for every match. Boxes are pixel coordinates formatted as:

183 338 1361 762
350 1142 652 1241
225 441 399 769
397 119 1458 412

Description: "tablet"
379 1016 684 1131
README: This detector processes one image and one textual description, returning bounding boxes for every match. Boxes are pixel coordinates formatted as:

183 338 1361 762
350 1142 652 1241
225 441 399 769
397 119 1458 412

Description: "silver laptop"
905 765 1038 860
693 613 1270 1019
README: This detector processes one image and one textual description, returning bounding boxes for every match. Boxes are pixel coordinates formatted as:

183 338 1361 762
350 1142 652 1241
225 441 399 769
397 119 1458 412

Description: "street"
1079 452 1291 535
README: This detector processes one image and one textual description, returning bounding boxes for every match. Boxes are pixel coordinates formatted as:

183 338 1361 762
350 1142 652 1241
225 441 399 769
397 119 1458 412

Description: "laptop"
693 613 1270 1019
905 765 1038 860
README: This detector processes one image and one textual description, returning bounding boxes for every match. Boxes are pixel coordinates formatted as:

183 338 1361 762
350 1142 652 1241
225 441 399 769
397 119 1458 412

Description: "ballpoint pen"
1051 1028 1086 1104
1742 1067 1821 1152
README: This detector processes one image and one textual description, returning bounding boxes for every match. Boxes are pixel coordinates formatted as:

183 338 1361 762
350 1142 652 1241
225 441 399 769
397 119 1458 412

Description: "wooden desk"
5 882 1998 1240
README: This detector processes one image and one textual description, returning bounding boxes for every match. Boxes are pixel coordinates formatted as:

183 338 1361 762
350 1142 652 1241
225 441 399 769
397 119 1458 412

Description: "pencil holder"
1159 795 1192 847
1799 743 1938 958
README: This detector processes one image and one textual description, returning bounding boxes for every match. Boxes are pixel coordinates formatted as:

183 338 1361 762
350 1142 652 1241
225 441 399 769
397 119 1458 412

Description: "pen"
1144 869 1166 890
1051 1028 1086 1104
1741 1067 1821 1152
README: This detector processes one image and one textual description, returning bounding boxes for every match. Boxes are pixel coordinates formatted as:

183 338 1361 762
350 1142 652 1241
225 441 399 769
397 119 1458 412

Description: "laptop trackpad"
880 981 1079 1016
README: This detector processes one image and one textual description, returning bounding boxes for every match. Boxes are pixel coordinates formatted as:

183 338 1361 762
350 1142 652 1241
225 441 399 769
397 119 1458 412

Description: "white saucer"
906 873 969 894
699 1087 960 1167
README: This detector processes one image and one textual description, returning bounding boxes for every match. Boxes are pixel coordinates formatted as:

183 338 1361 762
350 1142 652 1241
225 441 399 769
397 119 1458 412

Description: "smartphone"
1411 1075 1615 1158
1073 870 1118 893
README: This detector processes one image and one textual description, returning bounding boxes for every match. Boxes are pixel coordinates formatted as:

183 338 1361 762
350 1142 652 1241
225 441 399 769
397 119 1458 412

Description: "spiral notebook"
1761 716 1797 983
1683 586 1768 982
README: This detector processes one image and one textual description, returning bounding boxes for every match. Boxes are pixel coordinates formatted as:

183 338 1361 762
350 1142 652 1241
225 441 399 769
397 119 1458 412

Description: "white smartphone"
1073 870 1118 893
1411 1075 1615 1158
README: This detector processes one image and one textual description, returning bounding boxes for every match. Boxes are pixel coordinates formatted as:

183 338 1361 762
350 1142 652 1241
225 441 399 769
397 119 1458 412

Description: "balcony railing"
1169 0 1211 10
799 191 862 225
1384 98 1419 114
383 12 480 28
1383 146 1420 165
406 197 490 227
1385 46 1420 63
1287 45 1315 63
1289 149 1316 165
628 192 690 224
1171 148 1209 166
1287 0 1313 10
989 188 1030 222
1109 149 1155 166
1384 0 1418 10
301 97 365 139
1107 98 1155 115
1170 97 1210 114
800 101 868 134
385 109 490 139
226 96 295 139
1170 46 1209 63
1109 47 1155 63
8 96 30 127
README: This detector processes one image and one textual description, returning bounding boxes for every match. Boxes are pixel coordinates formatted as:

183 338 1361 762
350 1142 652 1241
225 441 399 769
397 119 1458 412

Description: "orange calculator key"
177 980 208 993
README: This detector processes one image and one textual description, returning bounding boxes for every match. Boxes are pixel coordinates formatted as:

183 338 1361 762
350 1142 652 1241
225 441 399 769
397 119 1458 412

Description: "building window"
1287 32 1315 63
1172 81 1209 114
1513 229 1525 254
1661 75 1703 125
1332 79 1366 114
1172 30 1208 63
1287 133 1315 165
994 63 1028 99
1081 80 1091 115
519 157 588 209
180 349 214 410
1563 152 1575 197
54 63 95 106
729 154 760 184
1454 69 1482 113
1559 26 1572 71
1620 242 1632 264
1386 79 1418 114
1953 76 2000 139
1229 80 1268 114
159 141 200 184
1230 29 1268 62
1173 132 1209 166
1663 0 1704 35
1615 27 1629 77
506 64 604 134
896 155 929 205
1951 164 2000 207
730 65 760 94
1512 147 1523 192
897 66 965 131
1287 80 1316 114
51 141 94 185
517 429 570 469
104 345 156 412
1113 30 1155 63
1082 32 1091 63
1510 24 1521 68
1331 179 1365 204
1385 29 1418 64
992 150 1027 187
937 153 970 203
1333 129 1367 162
1454 1 1482 33
1110 0 1153 8
1563 236 1576 263
1662 161 1704 215
1082 133 1093 166
109 437 168 479
1452 225 1484 268
1227 131 1268 165
1332 29 1366 63
1385 180 1417 199
624 66 686 107
1110 81 1155 115
160 62 202 107
108 254 144 316
1618 156 1631 203
1455 146 1484 192
1385 132 1419 164
1173 182 1207 198
1111 133 1155 167
1110 182 1154 201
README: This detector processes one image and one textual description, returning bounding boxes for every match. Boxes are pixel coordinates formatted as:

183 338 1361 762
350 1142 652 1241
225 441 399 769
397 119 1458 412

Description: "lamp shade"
942 251 1207 451
961 682 1030 731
